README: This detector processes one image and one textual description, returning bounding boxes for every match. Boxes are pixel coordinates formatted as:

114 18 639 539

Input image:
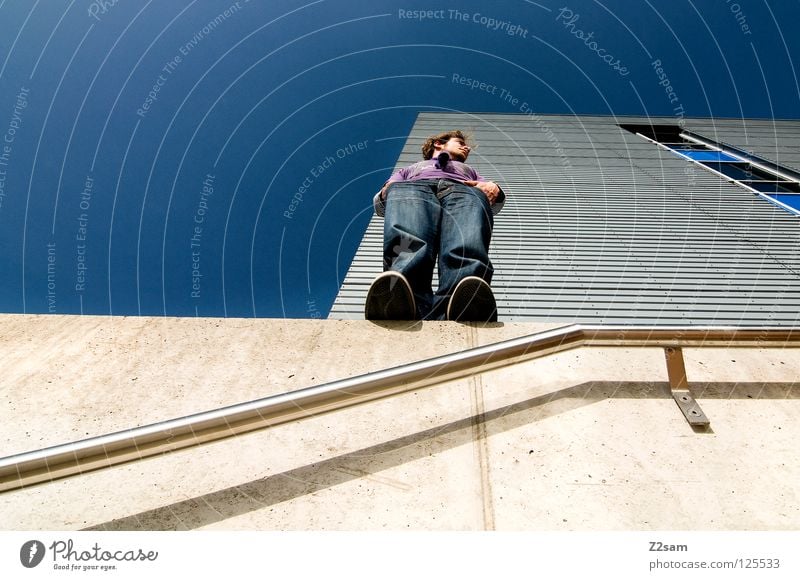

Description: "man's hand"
464 180 501 204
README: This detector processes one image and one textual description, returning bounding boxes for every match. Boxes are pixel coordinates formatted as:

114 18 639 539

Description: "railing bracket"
664 346 710 427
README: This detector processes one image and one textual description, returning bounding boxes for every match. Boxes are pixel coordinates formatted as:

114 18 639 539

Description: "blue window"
771 194 800 211
620 123 800 216
673 150 738 163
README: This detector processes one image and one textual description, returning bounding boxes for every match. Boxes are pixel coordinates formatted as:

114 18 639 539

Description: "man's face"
436 136 471 161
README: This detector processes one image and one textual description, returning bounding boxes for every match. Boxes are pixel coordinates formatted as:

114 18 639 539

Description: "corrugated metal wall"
330 113 800 325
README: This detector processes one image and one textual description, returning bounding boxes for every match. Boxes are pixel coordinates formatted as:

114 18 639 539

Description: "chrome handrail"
1 325 797 492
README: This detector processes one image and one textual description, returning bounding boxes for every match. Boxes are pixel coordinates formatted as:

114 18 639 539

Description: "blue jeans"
383 179 494 319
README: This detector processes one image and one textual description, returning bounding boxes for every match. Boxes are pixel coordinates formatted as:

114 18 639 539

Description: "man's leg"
433 181 494 319
383 180 441 319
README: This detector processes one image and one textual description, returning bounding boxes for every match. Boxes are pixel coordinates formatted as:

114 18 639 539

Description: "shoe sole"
447 277 497 322
365 272 416 320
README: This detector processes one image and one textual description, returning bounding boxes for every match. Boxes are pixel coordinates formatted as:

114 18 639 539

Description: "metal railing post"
664 347 710 427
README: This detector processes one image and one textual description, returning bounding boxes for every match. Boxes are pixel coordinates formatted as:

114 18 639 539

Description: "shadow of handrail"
82 379 799 530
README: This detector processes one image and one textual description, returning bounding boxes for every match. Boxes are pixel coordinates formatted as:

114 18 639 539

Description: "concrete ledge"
0 314 798 530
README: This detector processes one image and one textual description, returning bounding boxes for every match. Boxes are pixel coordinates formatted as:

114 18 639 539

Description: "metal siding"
330 113 800 324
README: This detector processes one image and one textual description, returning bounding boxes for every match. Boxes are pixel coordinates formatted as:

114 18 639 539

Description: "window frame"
621 124 800 216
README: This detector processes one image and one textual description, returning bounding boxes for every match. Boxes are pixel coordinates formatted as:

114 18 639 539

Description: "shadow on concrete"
365 320 424 332
365 320 505 331
84 380 798 530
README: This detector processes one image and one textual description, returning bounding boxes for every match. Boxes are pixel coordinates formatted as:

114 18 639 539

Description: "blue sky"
0 0 798 318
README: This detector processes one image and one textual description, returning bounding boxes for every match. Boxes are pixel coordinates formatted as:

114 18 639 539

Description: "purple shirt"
385 157 484 185
374 154 505 217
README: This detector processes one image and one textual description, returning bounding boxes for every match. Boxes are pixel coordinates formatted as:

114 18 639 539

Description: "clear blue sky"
0 0 797 318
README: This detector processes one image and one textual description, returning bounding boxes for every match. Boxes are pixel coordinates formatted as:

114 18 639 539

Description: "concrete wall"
1 314 798 530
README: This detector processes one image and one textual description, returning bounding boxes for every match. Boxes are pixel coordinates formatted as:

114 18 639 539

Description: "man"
365 130 505 321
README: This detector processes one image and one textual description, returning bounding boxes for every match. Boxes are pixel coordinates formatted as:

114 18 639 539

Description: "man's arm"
373 166 411 217
372 180 395 218
463 180 501 204
464 179 506 215
373 189 387 217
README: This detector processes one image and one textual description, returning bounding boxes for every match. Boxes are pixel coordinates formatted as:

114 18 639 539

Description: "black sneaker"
447 276 498 322
365 271 417 320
